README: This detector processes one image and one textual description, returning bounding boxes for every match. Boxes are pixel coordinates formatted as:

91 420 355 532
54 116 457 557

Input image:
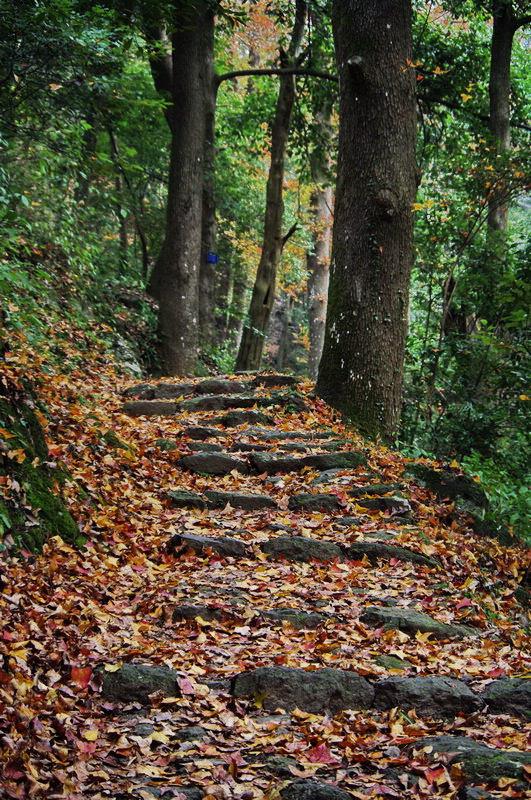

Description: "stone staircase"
99 372 529 800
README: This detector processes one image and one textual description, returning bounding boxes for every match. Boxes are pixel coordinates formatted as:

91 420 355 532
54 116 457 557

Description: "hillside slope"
0 324 529 800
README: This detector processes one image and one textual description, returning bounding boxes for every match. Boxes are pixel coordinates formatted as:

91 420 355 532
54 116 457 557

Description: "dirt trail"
1 371 529 800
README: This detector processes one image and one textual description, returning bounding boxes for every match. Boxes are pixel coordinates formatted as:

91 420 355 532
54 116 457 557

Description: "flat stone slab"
205 490 277 510
168 490 206 510
181 394 260 412
195 378 247 395
481 678 531 719
412 735 531 783
243 427 333 441
122 400 179 417
169 532 248 559
281 781 352 800
288 493 343 512
253 374 298 387
178 453 249 475
190 442 223 453
374 676 480 717
360 606 478 639
250 451 366 474
344 541 439 567
124 382 195 399
172 604 226 622
353 495 412 514
213 410 274 427
100 663 180 704
349 483 405 497
182 426 220 440
261 608 328 629
260 535 343 563
232 666 374 713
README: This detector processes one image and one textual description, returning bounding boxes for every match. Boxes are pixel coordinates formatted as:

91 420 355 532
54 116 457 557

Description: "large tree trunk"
155 3 214 375
488 1 516 233
235 0 307 372
316 0 417 441
198 74 218 347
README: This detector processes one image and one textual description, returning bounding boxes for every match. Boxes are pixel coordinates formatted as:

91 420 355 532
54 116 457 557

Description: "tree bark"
487 0 517 233
307 183 332 379
235 0 308 372
155 2 214 375
198 73 218 347
316 0 417 441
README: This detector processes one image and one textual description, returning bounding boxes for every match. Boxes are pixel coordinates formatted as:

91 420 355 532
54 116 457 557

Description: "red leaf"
71 666 92 689
177 676 195 695
306 743 340 764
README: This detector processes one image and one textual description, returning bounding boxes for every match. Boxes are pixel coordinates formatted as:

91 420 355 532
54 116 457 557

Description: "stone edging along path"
107 373 531 798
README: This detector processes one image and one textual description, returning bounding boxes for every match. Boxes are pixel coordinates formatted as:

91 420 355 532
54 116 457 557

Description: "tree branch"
280 223 299 252
418 92 531 133
215 67 338 87
515 14 531 28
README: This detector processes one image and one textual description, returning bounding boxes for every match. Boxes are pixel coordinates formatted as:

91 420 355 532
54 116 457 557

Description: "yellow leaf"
103 663 122 672
450 459 460 469
460 93 472 102
518 394 529 401
83 729 98 741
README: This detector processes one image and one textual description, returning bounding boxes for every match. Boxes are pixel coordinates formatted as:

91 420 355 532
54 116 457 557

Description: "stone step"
181 394 262 412
240 426 334 441
172 603 328 630
183 425 221 440
204 490 277 510
287 493 344 512
168 532 249 559
177 453 249 475
260 535 344 562
360 605 478 639
349 482 406 497
122 399 179 417
250 451 367 473
352 494 412 514
252 373 298 387
345 541 439 567
124 378 248 400
409 735 531 785
212 410 275 427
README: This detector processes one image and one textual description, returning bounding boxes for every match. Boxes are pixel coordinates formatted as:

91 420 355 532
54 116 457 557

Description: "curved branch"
215 67 338 87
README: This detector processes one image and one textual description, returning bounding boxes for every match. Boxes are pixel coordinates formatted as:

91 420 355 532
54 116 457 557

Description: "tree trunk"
155 3 214 375
307 126 333 380
316 0 417 441
487 1 516 233
235 0 307 372
198 74 218 347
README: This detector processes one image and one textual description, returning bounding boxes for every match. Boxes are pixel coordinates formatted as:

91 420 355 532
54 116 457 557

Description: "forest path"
1 372 529 800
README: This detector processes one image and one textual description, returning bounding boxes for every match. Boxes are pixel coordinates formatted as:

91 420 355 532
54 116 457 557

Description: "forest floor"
0 324 529 800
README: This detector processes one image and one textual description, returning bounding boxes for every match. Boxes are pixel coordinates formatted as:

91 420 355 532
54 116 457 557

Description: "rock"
100 663 180 704
253 374 298 387
360 606 478 639
280 780 352 800
190 442 223 453
260 535 343 563
205 490 277 511
288 493 343 512
261 608 328 629
374 676 480 717
405 463 488 508
481 678 531 720
172 604 226 622
124 382 155 399
410 735 486 757
458 749 531 783
334 515 368 528
122 400 179 417
177 453 249 475
155 438 178 452
183 426 220 440
168 490 206 510
149 382 195 399
131 722 155 737
249 427 334 441
311 469 343 485
349 483 405 497
344 541 439 567
213 410 274 427
232 666 374 713
353 495 412 515
181 394 259 412
461 790 497 800
195 378 247 395
264 754 301 777
374 655 411 671
230 442 270 452
250 451 366 474
176 726 208 741
169 532 248 559
277 442 309 452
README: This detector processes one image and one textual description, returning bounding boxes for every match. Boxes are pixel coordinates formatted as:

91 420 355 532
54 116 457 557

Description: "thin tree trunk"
487 0 516 233
235 0 308 372
307 176 333 380
155 2 214 375
316 0 417 441
198 73 218 347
